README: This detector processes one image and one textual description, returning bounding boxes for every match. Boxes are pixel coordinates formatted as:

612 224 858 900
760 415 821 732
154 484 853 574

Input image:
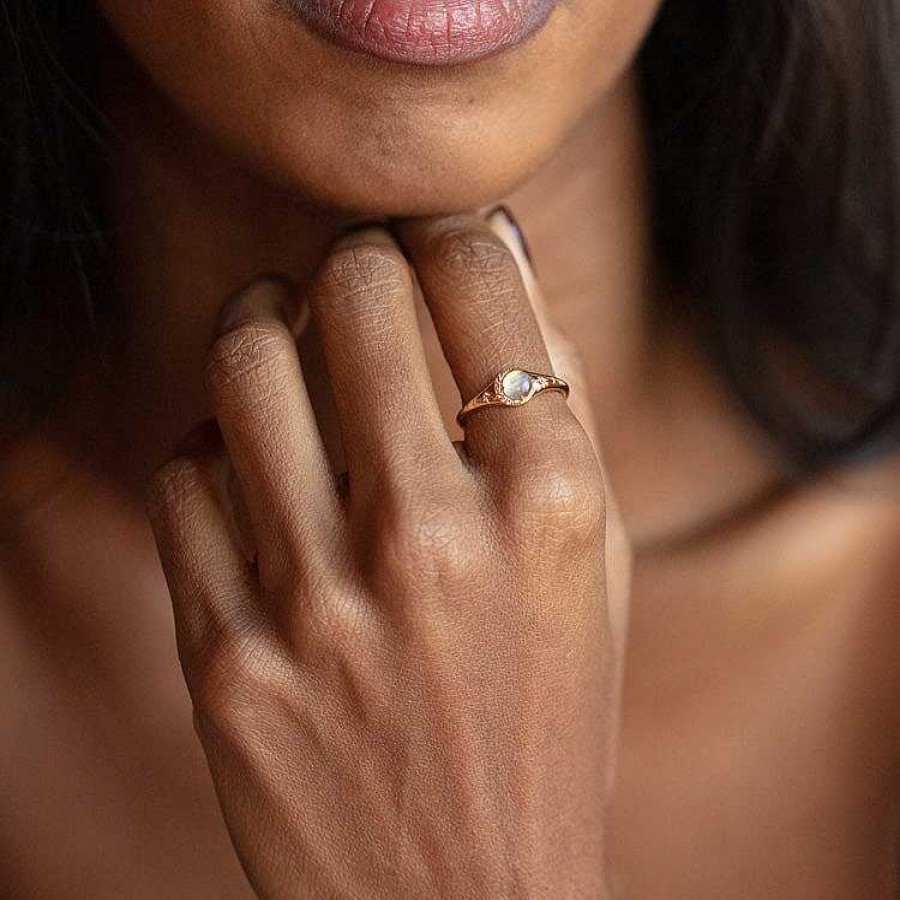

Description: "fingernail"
292 294 312 340
333 220 397 251
214 275 294 338
485 204 535 269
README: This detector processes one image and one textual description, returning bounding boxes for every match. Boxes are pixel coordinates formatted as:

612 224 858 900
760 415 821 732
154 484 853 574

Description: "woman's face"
97 0 662 215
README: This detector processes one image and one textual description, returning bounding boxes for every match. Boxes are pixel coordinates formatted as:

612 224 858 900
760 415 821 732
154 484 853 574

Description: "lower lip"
288 0 557 66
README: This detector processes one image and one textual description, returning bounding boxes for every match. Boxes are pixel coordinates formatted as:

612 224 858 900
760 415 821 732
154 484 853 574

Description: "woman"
2 0 899 896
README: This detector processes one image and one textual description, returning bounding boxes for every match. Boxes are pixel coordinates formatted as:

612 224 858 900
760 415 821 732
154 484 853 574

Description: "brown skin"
2 2 900 898
147 217 619 899
96 0 662 215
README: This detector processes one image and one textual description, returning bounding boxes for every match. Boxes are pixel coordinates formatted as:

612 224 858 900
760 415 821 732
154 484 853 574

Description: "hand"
145 211 626 899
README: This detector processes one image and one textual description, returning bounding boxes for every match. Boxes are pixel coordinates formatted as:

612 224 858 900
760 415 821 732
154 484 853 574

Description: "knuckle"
204 321 292 401
146 456 207 520
506 454 606 539
314 242 411 306
427 227 519 290
296 588 381 661
186 625 276 725
373 494 488 583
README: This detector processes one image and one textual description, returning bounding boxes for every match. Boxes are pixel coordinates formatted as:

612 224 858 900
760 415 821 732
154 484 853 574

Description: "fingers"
486 208 601 454
303 226 461 502
144 420 263 689
392 213 579 466
169 211 595 609
485 212 626 641
204 278 345 581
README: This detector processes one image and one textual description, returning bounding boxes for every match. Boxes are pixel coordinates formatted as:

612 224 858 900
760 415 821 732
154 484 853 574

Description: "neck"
86 46 659 482
6 50 781 550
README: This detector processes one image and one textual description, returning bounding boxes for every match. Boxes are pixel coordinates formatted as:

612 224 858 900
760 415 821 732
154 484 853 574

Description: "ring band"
457 366 570 426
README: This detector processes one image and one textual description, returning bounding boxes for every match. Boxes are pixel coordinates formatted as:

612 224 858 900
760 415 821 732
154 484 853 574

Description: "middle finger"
304 226 462 503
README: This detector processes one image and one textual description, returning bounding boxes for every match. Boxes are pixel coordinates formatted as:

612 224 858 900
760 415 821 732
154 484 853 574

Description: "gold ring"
457 367 570 426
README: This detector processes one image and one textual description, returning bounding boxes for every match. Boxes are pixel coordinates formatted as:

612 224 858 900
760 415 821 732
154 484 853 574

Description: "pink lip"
288 0 557 66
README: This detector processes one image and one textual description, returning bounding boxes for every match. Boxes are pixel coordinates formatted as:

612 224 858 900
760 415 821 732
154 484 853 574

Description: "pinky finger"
145 420 263 694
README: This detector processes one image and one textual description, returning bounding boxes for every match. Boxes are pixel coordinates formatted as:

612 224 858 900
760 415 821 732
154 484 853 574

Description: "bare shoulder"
816 453 900 596
617 453 900 898
793 454 900 745
820 454 900 819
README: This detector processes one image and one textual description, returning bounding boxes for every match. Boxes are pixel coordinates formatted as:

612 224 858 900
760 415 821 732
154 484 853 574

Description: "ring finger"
392 213 579 470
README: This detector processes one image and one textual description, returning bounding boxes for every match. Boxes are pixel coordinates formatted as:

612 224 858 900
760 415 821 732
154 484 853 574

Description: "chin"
257 116 564 217
97 0 662 215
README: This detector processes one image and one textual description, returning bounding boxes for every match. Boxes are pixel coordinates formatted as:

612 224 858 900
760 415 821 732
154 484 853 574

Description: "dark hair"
1 0 115 431
2 0 900 469
642 0 900 468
